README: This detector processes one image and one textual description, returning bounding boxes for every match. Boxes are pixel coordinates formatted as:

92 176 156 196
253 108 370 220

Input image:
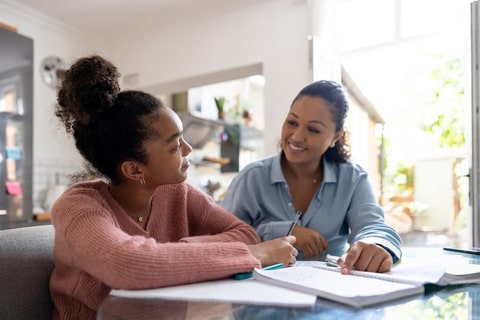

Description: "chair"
0 224 55 320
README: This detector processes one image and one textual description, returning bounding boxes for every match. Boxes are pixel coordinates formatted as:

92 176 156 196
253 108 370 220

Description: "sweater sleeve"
51 187 261 290
179 184 262 244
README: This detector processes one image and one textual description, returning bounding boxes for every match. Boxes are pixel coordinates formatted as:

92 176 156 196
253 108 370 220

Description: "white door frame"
470 0 480 247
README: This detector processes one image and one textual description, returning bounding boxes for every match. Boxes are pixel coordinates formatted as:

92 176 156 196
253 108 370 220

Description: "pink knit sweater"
49 180 261 319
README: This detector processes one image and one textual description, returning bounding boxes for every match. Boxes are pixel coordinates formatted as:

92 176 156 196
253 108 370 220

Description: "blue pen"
286 210 302 236
234 263 284 280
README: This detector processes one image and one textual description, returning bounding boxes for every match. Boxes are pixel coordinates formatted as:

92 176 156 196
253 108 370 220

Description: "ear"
119 160 144 183
330 129 345 148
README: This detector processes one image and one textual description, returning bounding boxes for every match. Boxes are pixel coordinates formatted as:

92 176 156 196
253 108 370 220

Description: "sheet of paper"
294 255 454 286
110 278 317 307
446 262 480 276
5 181 22 195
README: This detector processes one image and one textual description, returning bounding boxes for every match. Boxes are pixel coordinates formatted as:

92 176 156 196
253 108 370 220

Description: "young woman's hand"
291 226 329 257
248 236 298 267
338 241 393 274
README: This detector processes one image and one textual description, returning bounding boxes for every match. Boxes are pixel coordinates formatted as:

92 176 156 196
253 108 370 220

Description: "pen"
234 263 284 280
286 210 302 236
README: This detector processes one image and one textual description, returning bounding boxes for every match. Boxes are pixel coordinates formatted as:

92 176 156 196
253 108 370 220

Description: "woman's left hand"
338 241 392 274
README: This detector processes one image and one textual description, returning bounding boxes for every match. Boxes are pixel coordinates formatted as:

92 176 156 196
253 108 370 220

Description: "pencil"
286 210 302 236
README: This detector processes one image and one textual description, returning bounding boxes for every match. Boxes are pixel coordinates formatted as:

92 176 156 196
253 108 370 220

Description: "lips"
288 142 306 152
182 159 190 169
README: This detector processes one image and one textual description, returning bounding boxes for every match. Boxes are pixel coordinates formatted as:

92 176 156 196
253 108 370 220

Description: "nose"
290 127 305 142
181 138 193 156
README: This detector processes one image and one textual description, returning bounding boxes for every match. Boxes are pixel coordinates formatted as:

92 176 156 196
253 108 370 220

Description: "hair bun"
57 55 121 125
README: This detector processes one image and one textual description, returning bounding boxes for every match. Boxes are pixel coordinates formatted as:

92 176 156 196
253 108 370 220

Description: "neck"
108 184 154 220
281 156 322 183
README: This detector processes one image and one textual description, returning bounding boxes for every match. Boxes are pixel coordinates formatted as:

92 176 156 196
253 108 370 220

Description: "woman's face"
140 107 192 186
281 96 343 166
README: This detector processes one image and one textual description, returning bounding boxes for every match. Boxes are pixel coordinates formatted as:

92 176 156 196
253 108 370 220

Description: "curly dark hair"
290 80 351 163
55 55 164 184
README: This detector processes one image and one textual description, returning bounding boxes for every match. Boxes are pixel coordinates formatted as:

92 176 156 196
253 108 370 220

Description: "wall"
0 0 314 210
106 0 312 156
0 1 107 209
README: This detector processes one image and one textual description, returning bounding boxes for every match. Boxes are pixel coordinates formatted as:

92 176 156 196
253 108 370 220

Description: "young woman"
49 55 297 319
222 80 402 274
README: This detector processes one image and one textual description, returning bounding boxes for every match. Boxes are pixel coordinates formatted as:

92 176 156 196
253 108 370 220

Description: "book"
110 278 317 307
252 257 480 308
438 262 480 285
295 256 480 286
253 266 424 308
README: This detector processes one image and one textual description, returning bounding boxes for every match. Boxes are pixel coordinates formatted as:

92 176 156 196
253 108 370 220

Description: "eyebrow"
289 112 328 128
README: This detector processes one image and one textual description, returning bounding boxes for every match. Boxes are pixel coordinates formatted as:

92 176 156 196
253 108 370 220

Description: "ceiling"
9 0 266 37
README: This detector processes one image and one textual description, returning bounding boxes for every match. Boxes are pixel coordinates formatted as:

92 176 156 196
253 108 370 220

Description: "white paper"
294 255 454 286
253 266 424 308
110 278 317 307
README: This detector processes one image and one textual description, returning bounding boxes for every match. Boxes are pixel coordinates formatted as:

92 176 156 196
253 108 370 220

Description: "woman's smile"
287 142 307 153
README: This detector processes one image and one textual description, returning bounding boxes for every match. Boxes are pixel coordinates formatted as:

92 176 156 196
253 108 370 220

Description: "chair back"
0 225 55 320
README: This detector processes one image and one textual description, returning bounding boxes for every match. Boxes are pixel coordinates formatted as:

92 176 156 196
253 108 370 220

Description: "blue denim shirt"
221 152 401 262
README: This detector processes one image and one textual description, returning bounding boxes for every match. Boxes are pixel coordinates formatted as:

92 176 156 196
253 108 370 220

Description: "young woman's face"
140 107 192 185
281 96 343 166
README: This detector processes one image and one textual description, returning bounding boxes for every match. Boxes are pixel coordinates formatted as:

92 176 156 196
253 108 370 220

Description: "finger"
285 235 296 244
303 245 314 257
292 247 299 257
364 254 383 272
377 256 393 273
289 254 297 265
319 236 329 252
341 249 360 274
309 239 325 256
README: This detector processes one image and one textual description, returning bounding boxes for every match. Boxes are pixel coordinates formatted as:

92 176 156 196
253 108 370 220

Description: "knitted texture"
50 180 261 319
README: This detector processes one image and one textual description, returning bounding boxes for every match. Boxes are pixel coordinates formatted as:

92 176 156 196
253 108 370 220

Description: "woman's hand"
338 241 393 274
292 226 329 257
248 236 298 267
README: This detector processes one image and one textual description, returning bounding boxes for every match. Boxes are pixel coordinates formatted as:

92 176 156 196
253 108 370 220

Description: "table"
97 248 480 319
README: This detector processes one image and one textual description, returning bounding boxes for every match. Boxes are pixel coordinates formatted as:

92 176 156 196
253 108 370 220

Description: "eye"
308 126 321 134
287 119 297 127
170 141 181 153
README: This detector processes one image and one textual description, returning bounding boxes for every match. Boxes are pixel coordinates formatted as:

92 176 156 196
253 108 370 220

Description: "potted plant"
214 96 226 120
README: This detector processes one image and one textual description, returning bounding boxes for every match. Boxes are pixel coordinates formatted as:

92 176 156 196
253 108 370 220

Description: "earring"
140 177 146 185
330 142 336 148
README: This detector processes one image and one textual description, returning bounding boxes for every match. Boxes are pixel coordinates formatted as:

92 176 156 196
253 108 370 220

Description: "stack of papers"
110 278 317 307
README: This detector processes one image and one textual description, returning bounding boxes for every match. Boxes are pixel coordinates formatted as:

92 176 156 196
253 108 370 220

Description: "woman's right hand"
247 236 297 267
292 226 329 257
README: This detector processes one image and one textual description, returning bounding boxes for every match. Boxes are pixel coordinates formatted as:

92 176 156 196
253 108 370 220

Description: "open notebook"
253 256 480 308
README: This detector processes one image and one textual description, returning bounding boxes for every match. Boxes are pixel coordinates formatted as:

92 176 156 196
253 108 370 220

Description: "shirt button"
288 203 292 206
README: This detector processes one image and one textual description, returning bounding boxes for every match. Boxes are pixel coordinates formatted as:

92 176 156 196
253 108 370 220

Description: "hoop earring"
140 177 146 185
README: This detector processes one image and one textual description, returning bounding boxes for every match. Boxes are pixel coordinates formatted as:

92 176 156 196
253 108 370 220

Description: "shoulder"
50 179 111 224
326 160 368 182
57 179 108 202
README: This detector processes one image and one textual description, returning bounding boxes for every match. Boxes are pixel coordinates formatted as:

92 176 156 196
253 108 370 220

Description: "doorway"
332 0 471 247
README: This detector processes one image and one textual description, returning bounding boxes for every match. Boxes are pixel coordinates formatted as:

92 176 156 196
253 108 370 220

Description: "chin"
178 172 188 182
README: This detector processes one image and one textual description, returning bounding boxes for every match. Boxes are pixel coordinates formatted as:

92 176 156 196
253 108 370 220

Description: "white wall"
106 0 312 156
0 1 108 207
0 0 314 208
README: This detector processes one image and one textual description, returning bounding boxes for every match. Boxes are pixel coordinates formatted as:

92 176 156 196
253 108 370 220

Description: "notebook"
252 256 480 308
